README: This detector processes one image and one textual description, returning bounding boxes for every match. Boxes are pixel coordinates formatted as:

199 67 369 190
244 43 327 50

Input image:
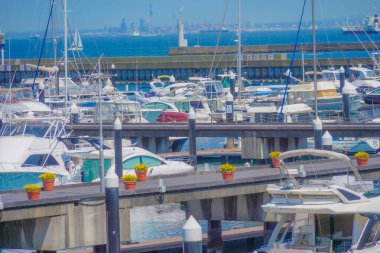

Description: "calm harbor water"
130 203 260 242
5 29 380 60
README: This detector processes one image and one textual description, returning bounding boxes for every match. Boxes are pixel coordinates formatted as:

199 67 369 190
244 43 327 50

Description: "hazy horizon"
0 0 379 34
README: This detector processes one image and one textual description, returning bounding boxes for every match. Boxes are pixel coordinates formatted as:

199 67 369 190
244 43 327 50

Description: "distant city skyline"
0 0 379 33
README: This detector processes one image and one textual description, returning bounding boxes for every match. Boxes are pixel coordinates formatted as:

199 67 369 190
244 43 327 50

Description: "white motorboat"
349 67 380 93
254 149 380 253
66 146 194 182
0 117 69 191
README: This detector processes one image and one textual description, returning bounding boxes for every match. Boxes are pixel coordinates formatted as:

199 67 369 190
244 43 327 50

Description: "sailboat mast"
237 0 242 104
312 0 318 117
98 59 105 192
64 0 68 111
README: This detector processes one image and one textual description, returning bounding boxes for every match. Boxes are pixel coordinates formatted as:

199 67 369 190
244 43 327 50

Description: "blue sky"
0 0 379 32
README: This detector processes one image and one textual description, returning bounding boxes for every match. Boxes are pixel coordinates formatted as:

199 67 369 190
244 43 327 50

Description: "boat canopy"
278 149 351 162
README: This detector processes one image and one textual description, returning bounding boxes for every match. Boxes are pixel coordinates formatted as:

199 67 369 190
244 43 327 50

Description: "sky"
0 0 379 33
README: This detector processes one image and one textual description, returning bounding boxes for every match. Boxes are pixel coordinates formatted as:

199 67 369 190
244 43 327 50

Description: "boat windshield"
365 70 377 78
0 88 33 103
322 72 340 81
363 187 380 198
1 120 66 138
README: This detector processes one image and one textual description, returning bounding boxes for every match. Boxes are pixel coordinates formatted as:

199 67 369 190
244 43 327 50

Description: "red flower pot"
42 179 55 191
356 158 368 166
271 158 280 168
26 190 41 200
123 181 137 190
222 171 234 180
136 170 147 182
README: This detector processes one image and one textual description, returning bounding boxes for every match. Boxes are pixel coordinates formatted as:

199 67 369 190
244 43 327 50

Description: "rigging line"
214 33 239 73
208 0 230 78
277 0 307 123
317 0 334 67
351 31 379 69
32 0 55 96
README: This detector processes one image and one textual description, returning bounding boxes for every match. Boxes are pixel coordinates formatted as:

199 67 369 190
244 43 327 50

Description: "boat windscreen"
363 187 380 198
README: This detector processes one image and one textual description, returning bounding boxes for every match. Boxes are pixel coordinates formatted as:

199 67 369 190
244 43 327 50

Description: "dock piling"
183 215 202 253
70 103 79 124
105 171 120 253
38 82 45 104
226 91 234 123
322 130 333 151
339 66 345 94
229 71 236 99
313 117 322 149
188 108 197 169
114 117 123 178
342 85 351 122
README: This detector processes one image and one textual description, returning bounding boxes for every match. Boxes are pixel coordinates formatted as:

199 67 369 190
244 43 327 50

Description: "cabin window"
364 221 380 248
22 154 59 167
141 156 163 166
122 156 141 169
122 156 162 169
315 214 353 251
337 189 361 201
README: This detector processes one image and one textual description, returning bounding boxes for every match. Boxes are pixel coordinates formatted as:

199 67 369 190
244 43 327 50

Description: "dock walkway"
2 156 380 210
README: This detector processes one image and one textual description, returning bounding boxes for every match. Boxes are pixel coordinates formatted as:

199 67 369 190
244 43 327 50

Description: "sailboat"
69 29 83 51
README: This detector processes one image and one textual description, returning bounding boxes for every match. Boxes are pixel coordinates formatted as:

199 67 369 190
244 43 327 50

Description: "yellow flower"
122 174 137 182
24 184 42 192
354 152 369 159
39 172 56 180
219 163 236 172
134 164 149 171
269 151 282 158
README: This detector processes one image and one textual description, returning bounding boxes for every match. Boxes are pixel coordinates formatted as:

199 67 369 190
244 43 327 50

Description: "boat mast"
98 59 105 192
237 0 242 104
312 0 318 117
64 0 68 111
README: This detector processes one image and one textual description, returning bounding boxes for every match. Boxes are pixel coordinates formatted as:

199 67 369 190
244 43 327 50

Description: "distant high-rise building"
140 18 149 33
119 18 127 33
131 22 138 33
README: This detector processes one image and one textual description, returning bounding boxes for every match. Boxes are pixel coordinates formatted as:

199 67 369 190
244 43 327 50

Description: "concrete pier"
0 42 378 84
2 158 380 251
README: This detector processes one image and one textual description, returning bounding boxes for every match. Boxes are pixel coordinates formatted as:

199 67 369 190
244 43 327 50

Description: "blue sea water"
5 29 380 60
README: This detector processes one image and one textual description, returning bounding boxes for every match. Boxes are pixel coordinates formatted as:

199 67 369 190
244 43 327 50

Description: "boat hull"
0 172 61 191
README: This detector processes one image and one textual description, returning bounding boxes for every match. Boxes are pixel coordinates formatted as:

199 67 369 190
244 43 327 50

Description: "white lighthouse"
178 21 187 48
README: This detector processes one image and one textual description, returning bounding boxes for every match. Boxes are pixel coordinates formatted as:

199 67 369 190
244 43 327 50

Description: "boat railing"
0 162 60 173
278 149 370 192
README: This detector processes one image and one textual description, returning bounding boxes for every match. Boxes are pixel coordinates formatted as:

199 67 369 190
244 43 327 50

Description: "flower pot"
136 170 147 182
42 179 55 191
26 190 40 200
222 171 234 180
271 158 280 168
123 181 137 190
356 158 368 166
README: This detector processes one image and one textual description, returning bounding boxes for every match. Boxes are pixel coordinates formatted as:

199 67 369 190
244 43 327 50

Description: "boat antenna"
277 0 306 122
237 0 242 104
32 0 55 97
98 58 105 192
312 0 318 118
64 0 68 112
